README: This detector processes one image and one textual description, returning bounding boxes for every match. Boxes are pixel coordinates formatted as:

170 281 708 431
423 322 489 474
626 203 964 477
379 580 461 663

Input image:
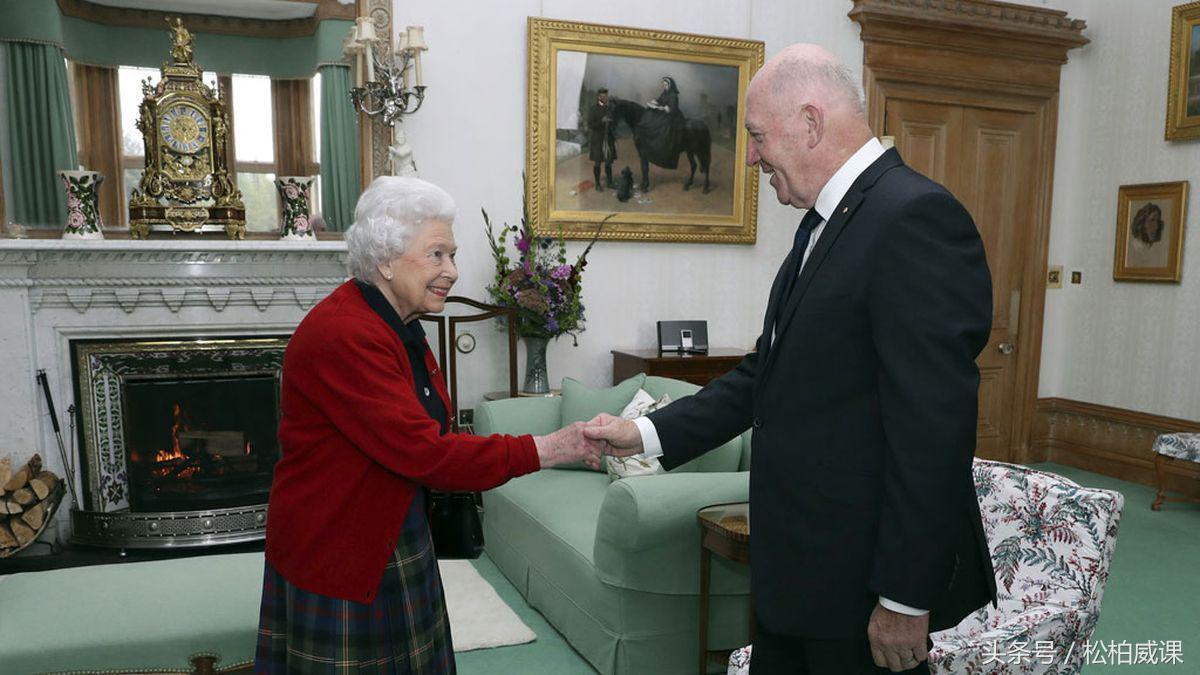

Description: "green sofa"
475 375 753 675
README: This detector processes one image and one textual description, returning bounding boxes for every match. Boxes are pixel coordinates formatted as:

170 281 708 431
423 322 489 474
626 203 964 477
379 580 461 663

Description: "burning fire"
154 403 188 463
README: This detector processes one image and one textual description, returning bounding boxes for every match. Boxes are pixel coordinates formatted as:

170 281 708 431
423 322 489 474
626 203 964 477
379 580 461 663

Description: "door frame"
850 0 1087 463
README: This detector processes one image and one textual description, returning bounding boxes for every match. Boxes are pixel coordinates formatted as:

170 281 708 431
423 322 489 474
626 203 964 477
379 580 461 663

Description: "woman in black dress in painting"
642 76 684 169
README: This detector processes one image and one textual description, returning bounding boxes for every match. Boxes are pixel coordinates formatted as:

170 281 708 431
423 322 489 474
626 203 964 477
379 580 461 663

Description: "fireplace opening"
123 375 279 512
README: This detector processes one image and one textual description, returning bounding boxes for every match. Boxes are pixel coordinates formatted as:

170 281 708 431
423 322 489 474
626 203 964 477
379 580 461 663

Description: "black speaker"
657 320 708 353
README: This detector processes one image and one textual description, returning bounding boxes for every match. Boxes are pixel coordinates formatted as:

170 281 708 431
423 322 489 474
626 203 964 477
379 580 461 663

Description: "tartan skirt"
255 491 455 674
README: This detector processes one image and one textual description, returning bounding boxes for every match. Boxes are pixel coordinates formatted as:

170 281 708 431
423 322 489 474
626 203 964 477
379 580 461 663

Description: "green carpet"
463 463 1199 674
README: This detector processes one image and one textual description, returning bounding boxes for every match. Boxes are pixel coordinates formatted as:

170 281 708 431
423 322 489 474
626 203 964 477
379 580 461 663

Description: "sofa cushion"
605 389 671 480
561 373 647 426
558 374 646 471
642 376 743 473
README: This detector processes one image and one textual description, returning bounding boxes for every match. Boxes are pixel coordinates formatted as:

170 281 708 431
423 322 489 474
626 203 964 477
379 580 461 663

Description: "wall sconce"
348 24 428 127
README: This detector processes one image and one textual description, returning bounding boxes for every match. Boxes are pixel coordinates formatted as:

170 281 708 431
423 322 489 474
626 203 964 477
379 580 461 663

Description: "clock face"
159 105 209 154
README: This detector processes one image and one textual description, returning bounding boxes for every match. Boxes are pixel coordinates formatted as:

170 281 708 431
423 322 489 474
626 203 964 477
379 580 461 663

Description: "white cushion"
605 389 671 481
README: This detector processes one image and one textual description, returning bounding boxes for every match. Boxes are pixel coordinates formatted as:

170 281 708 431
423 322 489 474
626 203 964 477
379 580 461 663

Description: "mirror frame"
357 0 393 193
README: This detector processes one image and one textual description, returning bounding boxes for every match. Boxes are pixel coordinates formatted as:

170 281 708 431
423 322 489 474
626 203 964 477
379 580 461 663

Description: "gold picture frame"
526 18 763 243
1166 2 1200 140
1113 181 1188 282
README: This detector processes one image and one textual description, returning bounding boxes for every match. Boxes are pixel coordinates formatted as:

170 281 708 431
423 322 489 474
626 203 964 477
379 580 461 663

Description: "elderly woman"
256 176 602 673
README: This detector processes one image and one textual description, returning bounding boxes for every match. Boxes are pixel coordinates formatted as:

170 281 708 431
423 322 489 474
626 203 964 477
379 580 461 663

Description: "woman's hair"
661 76 679 93
1131 202 1164 244
344 176 457 281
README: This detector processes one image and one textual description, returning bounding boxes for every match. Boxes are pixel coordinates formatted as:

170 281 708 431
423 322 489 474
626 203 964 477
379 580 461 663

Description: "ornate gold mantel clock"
128 18 245 239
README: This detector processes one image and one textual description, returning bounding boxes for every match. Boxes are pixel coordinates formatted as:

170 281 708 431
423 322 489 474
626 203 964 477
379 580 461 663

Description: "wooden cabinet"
611 349 748 387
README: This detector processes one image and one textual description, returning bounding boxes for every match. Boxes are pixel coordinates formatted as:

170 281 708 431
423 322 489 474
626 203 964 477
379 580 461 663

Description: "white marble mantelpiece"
0 239 348 547
0 239 348 313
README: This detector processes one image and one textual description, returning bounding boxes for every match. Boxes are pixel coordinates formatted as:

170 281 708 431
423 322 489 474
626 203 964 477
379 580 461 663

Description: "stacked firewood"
0 454 63 555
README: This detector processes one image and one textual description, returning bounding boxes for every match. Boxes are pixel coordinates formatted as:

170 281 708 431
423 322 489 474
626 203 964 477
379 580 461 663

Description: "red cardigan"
265 281 540 603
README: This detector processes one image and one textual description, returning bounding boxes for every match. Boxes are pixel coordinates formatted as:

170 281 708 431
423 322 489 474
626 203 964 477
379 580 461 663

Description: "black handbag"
426 491 484 559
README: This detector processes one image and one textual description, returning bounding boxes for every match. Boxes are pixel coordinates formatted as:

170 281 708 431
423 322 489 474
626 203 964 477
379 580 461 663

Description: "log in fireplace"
69 337 287 549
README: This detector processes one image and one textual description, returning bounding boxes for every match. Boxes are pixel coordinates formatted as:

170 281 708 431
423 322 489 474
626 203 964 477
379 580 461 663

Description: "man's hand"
582 413 644 458
868 602 929 672
534 422 606 470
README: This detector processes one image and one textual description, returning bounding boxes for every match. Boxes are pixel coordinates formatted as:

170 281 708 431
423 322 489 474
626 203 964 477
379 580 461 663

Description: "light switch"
1071 271 1082 284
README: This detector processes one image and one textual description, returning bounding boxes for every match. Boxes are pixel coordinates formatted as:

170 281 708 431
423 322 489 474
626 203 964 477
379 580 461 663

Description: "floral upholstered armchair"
727 460 1125 675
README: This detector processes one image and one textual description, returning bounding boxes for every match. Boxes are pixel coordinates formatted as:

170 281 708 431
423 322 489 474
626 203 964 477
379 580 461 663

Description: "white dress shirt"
632 138 927 617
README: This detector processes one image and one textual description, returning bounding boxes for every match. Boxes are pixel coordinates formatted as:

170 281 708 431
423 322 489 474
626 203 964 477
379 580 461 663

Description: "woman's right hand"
534 422 607 470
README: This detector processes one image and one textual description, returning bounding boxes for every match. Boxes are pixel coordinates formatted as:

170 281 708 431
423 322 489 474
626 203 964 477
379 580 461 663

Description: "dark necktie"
780 208 823 309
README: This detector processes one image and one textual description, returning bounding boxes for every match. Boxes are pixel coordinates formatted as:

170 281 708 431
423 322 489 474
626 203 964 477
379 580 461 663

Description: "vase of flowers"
58 170 105 240
275 176 316 240
484 192 606 395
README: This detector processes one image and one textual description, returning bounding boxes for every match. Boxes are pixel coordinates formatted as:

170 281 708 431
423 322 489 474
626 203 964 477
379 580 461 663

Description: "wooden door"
886 100 1040 461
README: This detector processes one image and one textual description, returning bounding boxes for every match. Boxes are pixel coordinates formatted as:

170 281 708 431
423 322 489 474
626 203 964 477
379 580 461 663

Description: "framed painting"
526 18 763 243
1166 2 1200 140
1113 181 1188 282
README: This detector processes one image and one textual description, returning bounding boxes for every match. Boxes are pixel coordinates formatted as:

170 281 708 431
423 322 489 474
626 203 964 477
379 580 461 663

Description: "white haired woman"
256 176 603 673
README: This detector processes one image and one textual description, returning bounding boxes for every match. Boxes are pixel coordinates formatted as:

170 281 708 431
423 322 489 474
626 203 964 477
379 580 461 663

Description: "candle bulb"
414 51 422 87
366 45 374 83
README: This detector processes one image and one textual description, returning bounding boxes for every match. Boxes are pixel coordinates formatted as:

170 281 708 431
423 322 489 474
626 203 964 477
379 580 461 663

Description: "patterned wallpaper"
1040 0 1200 422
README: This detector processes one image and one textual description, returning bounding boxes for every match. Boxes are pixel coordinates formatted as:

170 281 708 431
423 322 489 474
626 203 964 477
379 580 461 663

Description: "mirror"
0 0 393 238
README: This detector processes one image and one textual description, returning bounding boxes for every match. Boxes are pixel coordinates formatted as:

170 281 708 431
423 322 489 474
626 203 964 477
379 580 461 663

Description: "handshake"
533 414 645 470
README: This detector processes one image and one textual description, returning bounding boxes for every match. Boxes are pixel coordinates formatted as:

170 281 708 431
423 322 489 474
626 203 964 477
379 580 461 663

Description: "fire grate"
70 337 287 548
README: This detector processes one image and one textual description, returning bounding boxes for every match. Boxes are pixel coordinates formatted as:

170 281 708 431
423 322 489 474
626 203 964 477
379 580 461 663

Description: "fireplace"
123 375 279 512
69 337 288 548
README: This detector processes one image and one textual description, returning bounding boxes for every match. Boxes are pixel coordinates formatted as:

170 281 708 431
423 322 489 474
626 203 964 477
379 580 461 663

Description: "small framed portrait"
1113 181 1188 282
526 18 763 243
1166 2 1200 140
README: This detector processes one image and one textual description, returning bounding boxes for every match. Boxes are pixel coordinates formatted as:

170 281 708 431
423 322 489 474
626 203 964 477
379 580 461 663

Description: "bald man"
587 45 996 674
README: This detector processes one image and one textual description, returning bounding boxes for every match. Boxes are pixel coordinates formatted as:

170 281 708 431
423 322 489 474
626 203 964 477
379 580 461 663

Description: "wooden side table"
612 348 749 386
697 502 751 674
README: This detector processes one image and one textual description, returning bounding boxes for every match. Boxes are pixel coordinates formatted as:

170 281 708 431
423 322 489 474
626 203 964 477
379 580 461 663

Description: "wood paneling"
852 0 1086 463
71 63 123 229
1032 398 1200 499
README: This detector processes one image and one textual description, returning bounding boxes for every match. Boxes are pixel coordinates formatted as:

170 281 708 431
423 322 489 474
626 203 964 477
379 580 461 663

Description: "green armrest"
474 396 564 437
593 471 750 595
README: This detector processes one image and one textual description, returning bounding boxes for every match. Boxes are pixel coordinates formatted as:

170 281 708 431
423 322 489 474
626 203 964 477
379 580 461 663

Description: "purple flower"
546 317 559 333
516 235 530 252
550 264 571 280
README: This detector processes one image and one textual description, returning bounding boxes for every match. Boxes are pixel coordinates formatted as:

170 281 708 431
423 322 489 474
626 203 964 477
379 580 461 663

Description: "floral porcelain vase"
275 176 316 240
59 170 105 239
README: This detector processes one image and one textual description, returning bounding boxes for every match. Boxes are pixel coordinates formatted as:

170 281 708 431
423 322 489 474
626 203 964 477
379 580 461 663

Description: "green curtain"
318 64 359 232
4 41 78 228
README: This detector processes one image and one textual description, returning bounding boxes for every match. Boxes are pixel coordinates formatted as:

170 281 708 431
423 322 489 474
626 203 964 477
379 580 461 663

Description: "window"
230 73 277 232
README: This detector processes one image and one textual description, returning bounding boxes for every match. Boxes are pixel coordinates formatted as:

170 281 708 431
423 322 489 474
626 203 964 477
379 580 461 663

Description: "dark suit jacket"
648 149 997 638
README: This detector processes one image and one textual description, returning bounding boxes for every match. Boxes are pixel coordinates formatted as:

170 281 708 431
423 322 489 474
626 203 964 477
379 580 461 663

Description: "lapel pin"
842 206 848 214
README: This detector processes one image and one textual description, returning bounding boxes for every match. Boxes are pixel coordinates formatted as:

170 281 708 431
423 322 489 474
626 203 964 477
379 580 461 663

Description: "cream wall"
1039 0 1200 421
394 0 1199 423
398 0 870 405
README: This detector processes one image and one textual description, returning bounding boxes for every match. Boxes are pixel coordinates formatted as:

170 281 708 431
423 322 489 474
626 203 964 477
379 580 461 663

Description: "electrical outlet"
1047 265 1063 289
1071 271 1082 284
458 408 474 427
